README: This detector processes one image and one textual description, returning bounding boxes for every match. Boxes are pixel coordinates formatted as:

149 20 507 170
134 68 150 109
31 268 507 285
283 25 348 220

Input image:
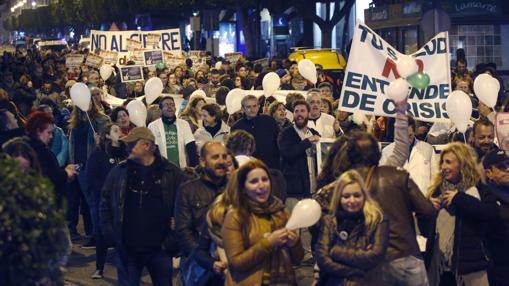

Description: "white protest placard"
225 52 243 64
144 50 164 66
99 50 118 65
65 54 85 68
120 66 144 83
85 53 104 69
90 28 182 66
164 51 185 70
496 112 509 151
146 33 161 49
126 38 142 51
132 48 146 65
339 22 451 123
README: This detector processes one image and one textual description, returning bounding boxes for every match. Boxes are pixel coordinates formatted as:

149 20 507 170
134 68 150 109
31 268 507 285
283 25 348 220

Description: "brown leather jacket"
315 215 389 286
221 208 304 286
313 166 435 261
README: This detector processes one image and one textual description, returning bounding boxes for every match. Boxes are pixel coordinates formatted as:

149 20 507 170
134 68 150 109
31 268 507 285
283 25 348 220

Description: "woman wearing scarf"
221 160 304 285
315 170 389 285
110 106 135 137
193 103 229 152
425 142 498 286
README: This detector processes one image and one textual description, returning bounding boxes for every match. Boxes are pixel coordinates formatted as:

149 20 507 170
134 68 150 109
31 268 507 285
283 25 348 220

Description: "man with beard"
205 68 221 97
471 118 498 161
100 127 183 285
306 90 337 139
174 141 228 256
148 96 198 168
279 100 320 204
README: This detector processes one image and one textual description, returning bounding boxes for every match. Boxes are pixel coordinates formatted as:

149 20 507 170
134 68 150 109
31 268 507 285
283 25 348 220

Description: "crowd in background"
0 43 509 286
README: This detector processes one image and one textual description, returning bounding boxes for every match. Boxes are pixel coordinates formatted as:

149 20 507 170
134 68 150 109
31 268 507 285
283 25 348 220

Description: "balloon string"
86 112 96 134
462 132 467 143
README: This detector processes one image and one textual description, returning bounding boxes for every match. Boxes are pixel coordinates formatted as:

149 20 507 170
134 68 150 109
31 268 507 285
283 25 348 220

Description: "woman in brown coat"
221 160 304 286
315 170 389 286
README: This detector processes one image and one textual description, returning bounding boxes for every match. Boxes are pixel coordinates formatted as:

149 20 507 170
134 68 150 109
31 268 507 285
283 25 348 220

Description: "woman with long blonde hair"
315 169 389 286
179 96 205 133
425 142 497 286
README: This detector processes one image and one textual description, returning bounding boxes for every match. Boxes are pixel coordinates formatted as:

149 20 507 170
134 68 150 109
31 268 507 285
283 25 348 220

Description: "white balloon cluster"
286 199 321 230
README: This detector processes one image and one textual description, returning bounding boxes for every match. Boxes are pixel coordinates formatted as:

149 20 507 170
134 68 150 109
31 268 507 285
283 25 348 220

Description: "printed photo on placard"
120 65 144 82
316 138 335 174
143 50 164 66
65 54 85 68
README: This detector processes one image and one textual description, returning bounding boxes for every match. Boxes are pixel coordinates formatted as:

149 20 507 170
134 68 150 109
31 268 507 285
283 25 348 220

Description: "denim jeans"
382 255 429 286
116 249 173 286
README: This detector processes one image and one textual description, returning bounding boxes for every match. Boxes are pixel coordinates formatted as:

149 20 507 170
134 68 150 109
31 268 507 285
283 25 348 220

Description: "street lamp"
31 1 36 7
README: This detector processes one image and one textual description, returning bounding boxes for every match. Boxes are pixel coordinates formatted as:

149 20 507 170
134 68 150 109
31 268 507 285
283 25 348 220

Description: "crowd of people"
0 43 508 286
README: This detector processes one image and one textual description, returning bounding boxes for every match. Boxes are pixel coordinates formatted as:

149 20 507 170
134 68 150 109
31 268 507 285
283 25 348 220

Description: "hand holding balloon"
285 199 322 230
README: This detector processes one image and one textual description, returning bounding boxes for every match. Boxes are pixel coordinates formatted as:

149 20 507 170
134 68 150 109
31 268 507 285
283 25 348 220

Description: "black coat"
231 114 280 169
13 87 36 116
426 183 498 275
486 182 509 286
99 155 184 254
278 125 319 198
0 127 24 151
26 136 68 206
174 176 227 256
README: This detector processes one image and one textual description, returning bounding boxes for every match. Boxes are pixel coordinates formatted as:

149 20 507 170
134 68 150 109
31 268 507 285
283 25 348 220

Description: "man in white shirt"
380 116 438 195
148 96 198 168
306 89 337 139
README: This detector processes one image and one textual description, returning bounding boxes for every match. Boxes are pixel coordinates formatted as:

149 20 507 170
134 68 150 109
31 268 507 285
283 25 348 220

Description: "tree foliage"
0 157 67 286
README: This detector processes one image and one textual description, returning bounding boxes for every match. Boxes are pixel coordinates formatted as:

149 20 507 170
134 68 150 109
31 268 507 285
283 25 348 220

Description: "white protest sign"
65 54 85 68
164 51 185 70
339 22 451 123
126 38 142 51
90 29 182 66
99 50 118 65
225 52 243 64
85 53 104 69
496 112 509 151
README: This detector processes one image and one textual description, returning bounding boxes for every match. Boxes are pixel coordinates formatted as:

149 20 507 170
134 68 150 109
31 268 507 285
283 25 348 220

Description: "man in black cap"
483 150 509 286
100 127 184 286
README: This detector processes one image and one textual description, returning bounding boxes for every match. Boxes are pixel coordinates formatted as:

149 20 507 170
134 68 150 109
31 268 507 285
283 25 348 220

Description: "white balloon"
215 61 222 70
262 72 280 96
126 100 147 127
225 88 245 114
298 59 317 84
352 110 368 126
397 55 418 78
474 73 500 108
286 199 321 230
70 82 91 112
144 77 164 105
386 78 410 103
446 90 472 133
99 65 113 81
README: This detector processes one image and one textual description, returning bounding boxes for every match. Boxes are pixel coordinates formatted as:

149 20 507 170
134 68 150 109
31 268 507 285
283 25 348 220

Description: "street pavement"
65 236 314 285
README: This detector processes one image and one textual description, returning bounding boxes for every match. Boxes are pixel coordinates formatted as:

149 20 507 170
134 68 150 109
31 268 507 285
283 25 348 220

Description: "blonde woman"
221 160 304 285
315 170 389 286
425 142 498 286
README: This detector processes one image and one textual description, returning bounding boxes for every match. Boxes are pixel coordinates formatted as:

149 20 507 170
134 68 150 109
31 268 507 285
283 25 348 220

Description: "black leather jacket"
174 175 227 256
100 155 183 251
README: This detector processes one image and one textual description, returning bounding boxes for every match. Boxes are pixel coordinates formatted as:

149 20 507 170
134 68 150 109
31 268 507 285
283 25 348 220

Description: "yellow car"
288 48 346 71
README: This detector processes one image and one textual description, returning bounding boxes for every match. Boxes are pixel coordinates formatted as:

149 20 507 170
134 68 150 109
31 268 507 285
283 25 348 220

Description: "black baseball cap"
483 149 509 169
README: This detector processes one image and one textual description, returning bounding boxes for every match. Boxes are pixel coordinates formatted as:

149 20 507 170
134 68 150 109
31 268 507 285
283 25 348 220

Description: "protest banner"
85 53 104 69
90 28 182 65
339 22 451 123
144 50 164 66
65 54 85 68
253 58 269 68
99 50 118 65
225 52 243 64
496 112 509 151
120 65 144 83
